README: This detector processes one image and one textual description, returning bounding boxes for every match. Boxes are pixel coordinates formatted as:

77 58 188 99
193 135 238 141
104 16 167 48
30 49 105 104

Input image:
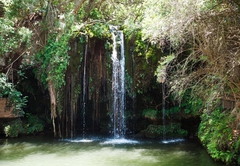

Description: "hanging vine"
35 27 71 136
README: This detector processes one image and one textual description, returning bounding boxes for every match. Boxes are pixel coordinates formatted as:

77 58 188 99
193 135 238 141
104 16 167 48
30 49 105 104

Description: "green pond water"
0 136 224 166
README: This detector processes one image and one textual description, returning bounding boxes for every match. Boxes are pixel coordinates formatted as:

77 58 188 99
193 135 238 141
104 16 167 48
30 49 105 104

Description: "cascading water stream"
162 82 166 141
82 36 88 139
110 26 125 139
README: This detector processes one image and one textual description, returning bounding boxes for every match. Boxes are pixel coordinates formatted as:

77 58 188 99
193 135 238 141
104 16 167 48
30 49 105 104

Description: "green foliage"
73 7 111 38
4 119 24 137
198 108 238 164
164 90 203 118
5 0 44 18
142 109 158 120
84 21 110 39
89 8 104 20
0 1 32 55
35 34 70 89
3 114 44 137
125 72 135 98
155 54 175 83
25 113 44 134
141 0 210 46
124 31 161 95
0 18 32 55
130 31 157 59
145 123 187 137
0 74 27 115
84 9 111 38
0 74 13 97
0 18 15 54
166 106 181 116
184 92 203 114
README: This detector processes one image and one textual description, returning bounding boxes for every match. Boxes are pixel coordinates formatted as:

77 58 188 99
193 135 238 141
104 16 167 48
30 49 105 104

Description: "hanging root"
48 80 57 137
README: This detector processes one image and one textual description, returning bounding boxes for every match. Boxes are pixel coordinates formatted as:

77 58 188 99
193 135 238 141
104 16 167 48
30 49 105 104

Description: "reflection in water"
162 138 185 144
61 138 94 143
101 138 139 145
0 136 224 166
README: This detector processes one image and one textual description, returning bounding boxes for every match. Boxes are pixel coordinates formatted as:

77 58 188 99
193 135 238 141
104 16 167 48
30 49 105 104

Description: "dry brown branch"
168 1 240 113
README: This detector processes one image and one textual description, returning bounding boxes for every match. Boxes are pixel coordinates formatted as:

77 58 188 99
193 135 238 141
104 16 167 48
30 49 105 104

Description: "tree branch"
73 0 88 15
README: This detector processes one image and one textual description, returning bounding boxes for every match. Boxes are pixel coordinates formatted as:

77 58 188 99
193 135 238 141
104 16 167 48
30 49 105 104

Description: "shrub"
24 113 44 134
145 123 187 137
0 74 27 115
198 108 239 164
4 119 24 137
142 109 159 121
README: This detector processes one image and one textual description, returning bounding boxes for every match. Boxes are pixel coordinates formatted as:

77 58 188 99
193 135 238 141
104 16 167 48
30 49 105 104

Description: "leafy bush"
198 108 239 164
142 109 159 120
0 74 27 115
35 34 70 90
145 123 187 137
4 119 24 137
155 54 175 83
0 0 32 54
24 113 44 134
165 91 203 117
3 114 45 137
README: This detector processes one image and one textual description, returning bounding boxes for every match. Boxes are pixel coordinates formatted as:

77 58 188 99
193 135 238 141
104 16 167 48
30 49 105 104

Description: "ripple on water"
68 139 93 143
161 138 185 144
100 138 139 145
60 138 96 143
0 136 224 166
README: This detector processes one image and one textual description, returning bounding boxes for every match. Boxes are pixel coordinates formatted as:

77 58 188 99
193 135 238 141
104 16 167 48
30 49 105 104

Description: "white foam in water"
70 139 93 143
161 138 185 144
61 139 94 143
101 138 139 145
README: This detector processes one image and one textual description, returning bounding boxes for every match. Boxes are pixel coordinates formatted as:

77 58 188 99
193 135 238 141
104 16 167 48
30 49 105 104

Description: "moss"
68 37 84 73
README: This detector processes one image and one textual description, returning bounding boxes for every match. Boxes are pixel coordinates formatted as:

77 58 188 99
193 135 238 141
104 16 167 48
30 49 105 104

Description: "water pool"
0 136 224 166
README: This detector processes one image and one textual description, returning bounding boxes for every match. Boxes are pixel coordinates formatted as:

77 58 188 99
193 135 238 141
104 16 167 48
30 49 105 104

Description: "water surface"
0 136 224 166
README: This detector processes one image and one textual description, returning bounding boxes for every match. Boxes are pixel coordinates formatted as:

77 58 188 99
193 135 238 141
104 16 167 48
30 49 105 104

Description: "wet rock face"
0 98 18 118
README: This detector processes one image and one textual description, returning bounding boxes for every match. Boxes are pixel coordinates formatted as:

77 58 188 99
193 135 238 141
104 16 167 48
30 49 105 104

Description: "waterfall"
110 25 125 139
82 36 88 138
162 82 166 141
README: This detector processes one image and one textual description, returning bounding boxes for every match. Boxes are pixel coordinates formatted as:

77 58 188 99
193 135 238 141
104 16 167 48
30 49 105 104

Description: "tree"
144 0 240 163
